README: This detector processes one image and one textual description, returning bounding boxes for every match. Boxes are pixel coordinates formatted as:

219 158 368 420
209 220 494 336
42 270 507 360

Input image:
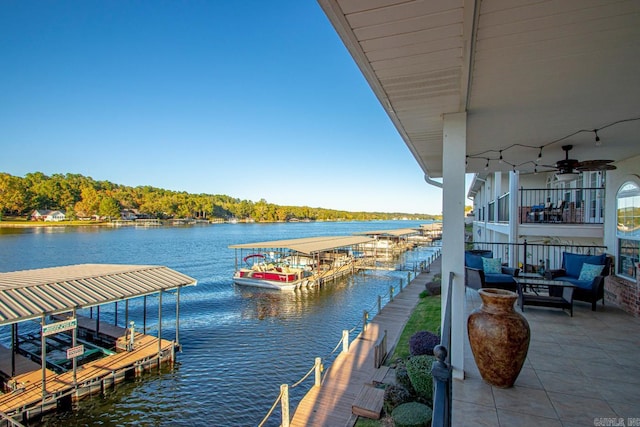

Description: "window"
616 180 640 279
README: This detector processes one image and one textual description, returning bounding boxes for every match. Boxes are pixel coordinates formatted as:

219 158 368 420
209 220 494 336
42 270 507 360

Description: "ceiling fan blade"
576 160 615 171
577 163 616 171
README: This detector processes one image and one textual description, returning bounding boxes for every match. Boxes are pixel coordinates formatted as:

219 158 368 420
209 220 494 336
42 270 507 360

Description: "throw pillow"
482 257 502 274
578 263 605 281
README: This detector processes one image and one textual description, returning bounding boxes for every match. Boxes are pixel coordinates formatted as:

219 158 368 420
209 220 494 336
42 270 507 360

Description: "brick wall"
604 266 640 317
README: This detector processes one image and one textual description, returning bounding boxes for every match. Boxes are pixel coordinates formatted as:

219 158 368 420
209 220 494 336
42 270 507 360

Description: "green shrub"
406 355 435 402
419 290 429 298
391 402 432 427
383 384 412 415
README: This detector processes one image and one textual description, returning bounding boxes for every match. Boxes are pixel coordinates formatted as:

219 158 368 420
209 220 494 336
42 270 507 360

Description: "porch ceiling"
319 0 640 178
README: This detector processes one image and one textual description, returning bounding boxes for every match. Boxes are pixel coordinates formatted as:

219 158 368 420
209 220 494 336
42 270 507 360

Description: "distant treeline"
0 172 440 222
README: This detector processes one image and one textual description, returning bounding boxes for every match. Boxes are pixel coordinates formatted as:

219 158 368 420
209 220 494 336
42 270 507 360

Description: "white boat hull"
233 276 308 291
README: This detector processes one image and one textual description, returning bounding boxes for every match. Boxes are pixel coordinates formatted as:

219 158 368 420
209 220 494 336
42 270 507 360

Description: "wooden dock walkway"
0 334 174 419
290 258 441 427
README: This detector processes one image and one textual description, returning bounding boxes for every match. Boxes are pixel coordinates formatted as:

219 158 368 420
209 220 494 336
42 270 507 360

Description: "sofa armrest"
502 267 519 277
545 269 566 280
465 267 485 290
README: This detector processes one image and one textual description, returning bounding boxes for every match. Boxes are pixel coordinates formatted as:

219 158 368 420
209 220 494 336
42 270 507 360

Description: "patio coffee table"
514 276 575 316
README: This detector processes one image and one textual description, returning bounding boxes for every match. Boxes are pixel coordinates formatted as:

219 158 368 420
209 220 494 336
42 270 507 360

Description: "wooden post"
399 278 403 292
314 357 322 386
363 310 368 332
407 272 411 285
390 286 394 302
281 384 290 427
377 295 382 313
342 330 349 353
125 299 129 328
114 301 118 326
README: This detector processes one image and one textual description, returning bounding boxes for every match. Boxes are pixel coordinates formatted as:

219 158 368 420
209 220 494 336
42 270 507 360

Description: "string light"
465 116 640 174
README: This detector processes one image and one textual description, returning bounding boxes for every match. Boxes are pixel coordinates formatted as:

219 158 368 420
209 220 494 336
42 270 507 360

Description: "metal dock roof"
228 235 374 254
0 264 197 326
353 228 419 237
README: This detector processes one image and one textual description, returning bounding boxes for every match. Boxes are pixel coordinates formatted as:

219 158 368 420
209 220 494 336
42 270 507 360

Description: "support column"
442 112 467 380
509 171 520 267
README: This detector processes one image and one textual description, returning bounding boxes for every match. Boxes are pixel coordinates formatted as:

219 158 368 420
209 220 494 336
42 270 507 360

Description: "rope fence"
257 246 442 426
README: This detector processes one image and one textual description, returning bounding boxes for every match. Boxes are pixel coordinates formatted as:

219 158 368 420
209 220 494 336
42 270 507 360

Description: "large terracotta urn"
467 288 530 388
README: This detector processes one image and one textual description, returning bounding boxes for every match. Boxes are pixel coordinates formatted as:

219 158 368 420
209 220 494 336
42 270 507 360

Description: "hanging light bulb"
534 166 538 174
536 147 543 163
484 159 489 170
594 129 601 146
499 150 503 164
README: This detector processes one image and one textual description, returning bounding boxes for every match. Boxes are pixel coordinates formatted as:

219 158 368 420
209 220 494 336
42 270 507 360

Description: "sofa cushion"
484 273 516 284
578 263 605 281
563 252 606 278
482 257 502 274
465 251 492 270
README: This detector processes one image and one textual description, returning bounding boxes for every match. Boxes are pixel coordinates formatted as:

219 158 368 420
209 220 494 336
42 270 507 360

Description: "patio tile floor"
453 288 640 426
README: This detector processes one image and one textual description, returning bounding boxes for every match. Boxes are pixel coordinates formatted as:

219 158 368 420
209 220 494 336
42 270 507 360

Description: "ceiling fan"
544 145 616 182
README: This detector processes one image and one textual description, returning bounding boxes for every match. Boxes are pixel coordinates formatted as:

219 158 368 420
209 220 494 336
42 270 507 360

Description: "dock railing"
256 248 441 427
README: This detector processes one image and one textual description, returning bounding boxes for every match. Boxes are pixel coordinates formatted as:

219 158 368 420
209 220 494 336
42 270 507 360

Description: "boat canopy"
229 235 374 255
0 264 197 326
353 228 419 237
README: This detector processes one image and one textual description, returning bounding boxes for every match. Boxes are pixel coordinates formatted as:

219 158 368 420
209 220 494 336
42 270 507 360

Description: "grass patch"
355 294 442 426
390 295 441 361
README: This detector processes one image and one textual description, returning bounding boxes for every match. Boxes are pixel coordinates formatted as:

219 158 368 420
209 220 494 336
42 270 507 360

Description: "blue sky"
0 1 455 215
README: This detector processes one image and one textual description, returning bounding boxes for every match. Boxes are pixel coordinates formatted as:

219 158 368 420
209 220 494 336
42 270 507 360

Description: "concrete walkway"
290 258 442 426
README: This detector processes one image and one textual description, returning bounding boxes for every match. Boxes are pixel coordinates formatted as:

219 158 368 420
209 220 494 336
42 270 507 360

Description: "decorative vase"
467 288 530 388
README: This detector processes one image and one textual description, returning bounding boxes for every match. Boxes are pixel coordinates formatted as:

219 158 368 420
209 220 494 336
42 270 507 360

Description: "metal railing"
518 186 605 225
467 240 607 272
431 271 453 427
257 249 442 426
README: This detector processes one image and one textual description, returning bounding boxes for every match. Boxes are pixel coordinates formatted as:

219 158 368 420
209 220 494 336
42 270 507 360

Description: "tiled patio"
453 289 640 426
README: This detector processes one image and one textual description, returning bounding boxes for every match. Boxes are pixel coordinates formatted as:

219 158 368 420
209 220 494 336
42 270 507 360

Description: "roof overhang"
318 0 640 178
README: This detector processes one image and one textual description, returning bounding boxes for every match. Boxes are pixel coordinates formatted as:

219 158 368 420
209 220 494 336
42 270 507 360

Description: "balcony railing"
518 187 605 225
467 240 607 273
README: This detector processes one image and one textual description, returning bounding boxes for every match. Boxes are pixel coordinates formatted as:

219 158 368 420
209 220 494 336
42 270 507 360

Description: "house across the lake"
30 209 66 222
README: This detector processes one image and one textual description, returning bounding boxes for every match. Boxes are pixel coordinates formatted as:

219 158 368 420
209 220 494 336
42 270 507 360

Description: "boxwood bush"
391 401 432 427
406 355 435 402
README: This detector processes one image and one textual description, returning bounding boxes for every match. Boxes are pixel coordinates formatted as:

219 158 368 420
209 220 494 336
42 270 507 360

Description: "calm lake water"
0 220 438 426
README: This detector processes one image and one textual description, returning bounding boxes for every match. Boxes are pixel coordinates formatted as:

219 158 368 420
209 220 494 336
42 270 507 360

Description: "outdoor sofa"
544 251 612 311
464 250 519 292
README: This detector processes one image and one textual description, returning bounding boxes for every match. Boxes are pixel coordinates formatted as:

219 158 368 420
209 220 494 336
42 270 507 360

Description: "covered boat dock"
0 263 196 423
229 235 375 289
